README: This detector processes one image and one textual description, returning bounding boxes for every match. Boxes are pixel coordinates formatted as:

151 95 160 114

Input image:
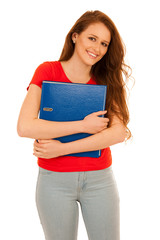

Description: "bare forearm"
17 118 84 139
62 125 126 155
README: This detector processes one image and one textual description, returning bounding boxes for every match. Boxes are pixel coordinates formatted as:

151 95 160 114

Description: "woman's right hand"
82 110 109 134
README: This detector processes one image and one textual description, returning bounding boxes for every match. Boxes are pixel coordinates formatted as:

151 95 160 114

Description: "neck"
61 55 92 82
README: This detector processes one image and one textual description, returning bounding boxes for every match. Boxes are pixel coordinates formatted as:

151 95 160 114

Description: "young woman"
17 10 132 240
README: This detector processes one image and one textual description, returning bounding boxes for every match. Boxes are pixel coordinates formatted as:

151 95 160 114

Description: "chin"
84 58 100 67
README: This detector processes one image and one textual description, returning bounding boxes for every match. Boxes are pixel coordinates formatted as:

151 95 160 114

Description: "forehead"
82 22 111 41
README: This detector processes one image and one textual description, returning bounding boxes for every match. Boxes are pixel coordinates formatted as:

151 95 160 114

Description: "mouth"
86 51 98 59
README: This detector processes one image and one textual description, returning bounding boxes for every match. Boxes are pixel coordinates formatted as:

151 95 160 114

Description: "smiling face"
72 22 111 67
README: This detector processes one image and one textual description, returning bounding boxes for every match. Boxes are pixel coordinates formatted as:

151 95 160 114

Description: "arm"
33 114 126 159
17 84 109 140
62 114 126 155
17 84 84 139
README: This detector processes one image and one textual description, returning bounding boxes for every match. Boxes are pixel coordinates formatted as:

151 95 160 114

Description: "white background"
1 0 160 239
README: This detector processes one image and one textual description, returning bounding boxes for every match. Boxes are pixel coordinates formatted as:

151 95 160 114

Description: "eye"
101 42 108 47
88 37 96 41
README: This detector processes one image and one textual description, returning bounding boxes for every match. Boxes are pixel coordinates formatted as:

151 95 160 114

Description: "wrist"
79 120 85 133
59 120 85 156
61 142 70 156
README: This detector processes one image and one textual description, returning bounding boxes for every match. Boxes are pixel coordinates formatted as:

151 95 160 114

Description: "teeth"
88 51 97 57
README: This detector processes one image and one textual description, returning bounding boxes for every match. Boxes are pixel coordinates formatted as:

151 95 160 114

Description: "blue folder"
39 81 107 158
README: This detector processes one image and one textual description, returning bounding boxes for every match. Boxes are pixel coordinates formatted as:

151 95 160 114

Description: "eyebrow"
89 34 110 44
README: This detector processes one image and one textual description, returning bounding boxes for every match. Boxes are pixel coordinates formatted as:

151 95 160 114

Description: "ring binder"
39 81 107 157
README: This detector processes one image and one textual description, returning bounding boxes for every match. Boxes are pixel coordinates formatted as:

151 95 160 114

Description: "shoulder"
35 61 57 73
37 61 61 75
34 61 61 78
27 61 58 90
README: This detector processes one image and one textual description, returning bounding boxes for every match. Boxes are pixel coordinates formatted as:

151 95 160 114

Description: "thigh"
80 167 120 240
36 168 79 240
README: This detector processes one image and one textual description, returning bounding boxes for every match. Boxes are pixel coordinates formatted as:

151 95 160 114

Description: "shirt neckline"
58 61 93 84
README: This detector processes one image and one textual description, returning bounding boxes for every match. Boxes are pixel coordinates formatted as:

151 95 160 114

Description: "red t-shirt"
27 61 112 172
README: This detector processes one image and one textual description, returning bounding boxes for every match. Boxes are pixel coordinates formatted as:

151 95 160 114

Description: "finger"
91 110 107 115
34 139 45 145
33 149 47 159
34 139 49 148
34 145 44 153
34 143 42 150
103 118 109 123
94 110 107 114
38 139 52 144
33 151 43 158
33 146 44 155
94 110 107 116
34 140 40 147
103 121 109 127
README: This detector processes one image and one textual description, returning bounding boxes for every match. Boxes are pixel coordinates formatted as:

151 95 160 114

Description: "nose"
93 41 101 54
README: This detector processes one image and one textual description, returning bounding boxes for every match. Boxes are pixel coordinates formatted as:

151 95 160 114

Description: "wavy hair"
59 10 133 140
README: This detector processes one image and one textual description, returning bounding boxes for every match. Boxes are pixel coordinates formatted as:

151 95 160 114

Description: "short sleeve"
27 62 53 90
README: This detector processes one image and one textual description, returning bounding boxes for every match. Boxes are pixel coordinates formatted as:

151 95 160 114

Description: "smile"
87 51 98 58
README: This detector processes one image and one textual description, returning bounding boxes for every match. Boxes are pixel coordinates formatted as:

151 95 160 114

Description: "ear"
72 32 79 43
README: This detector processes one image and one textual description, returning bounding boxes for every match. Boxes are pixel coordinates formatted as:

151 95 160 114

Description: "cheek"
98 50 107 61
80 40 87 51
75 40 87 56
102 47 108 56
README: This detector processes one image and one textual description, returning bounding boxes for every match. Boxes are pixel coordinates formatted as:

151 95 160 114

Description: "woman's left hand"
33 139 65 159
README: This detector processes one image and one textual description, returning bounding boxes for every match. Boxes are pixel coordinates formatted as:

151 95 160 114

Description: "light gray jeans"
36 166 120 240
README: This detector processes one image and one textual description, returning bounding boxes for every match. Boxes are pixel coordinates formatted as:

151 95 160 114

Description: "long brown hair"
59 10 133 140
